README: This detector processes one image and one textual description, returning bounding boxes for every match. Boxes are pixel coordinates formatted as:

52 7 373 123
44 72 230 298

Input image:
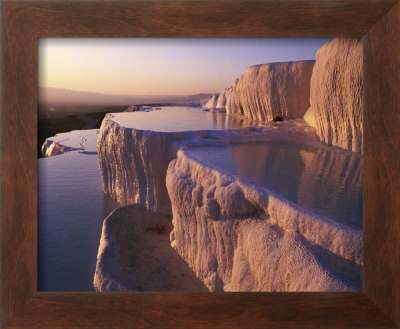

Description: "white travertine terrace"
96 110 362 292
95 40 363 292
203 94 219 109
94 205 207 292
165 149 362 292
41 129 99 157
304 38 363 152
97 112 317 215
205 61 315 121
204 87 234 112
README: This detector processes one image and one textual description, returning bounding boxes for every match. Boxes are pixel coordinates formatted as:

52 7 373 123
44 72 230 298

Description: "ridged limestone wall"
206 61 314 121
166 150 362 292
304 38 363 152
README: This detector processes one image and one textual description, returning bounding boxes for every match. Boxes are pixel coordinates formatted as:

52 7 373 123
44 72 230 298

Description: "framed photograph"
1 1 399 328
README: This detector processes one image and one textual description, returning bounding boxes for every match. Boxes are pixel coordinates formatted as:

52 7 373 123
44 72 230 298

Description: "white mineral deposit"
39 38 363 293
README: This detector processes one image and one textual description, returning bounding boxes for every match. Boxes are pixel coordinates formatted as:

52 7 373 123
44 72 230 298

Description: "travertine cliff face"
304 38 363 152
228 61 314 121
205 86 238 113
166 150 362 292
98 112 318 216
97 117 181 215
95 38 364 292
41 140 76 157
204 94 219 109
204 61 313 121
94 205 207 292
214 87 234 110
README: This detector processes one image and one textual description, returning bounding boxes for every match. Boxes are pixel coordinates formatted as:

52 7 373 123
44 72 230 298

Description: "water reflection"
38 152 118 291
297 148 362 227
112 106 256 132
188 142 362 228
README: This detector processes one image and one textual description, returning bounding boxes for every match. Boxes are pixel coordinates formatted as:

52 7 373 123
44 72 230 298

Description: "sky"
39 38 330 96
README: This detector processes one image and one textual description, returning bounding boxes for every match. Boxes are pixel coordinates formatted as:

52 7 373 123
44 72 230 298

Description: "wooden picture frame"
1 1 399 328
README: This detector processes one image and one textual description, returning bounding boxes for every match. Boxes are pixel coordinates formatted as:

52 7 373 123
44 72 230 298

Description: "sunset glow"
39 38 330 96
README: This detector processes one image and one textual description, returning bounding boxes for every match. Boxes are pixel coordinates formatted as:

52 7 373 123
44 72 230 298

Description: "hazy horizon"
40 86 213 97
39 38 330 96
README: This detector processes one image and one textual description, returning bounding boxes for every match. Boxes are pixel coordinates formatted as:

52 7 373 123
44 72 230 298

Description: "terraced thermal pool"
38 107 363 291
110 106 254 131
186 141 363 229
41 129 99 156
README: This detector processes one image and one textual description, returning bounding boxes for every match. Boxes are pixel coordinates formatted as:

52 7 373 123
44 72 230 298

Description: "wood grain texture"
4 293 398 328
0 0 399 328
1 0 398 37
363 2 400 328
1 1 38 327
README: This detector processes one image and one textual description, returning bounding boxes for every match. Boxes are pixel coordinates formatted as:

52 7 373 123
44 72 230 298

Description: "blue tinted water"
38 152 118 291
37 107 254 291
38 108 362 292
187 142 363 229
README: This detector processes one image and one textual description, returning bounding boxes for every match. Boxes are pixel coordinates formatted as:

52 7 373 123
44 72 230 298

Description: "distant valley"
38 87 213 157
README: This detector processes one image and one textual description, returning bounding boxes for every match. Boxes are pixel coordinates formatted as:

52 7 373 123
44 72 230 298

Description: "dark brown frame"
1 1 399 328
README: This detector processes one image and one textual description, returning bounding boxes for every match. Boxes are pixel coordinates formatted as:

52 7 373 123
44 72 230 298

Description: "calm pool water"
111 106 256 131
37 106 255 291
38 152 118 291
39 108 362 291
187 142 363 229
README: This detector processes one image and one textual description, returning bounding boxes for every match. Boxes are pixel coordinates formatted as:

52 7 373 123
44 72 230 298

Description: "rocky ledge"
206 61 315 122
41 129 99 157
94 204 207 291
304 38 363 152
97 111 318 215
95 38 364 292
166 149 362 291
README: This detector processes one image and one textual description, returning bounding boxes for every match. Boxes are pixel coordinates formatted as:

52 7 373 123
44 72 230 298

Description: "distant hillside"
39 88 214 117
38 88 215 157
